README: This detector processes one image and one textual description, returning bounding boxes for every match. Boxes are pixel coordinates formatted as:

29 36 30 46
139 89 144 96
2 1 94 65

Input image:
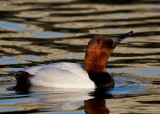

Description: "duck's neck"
84 50 111 73
84 48 115 88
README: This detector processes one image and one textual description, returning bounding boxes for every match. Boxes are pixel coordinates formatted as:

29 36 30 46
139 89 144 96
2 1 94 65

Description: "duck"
9 31 133 90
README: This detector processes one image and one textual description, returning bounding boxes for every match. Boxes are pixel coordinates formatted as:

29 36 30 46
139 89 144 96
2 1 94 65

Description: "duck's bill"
112 31 133 48
119 31 133 39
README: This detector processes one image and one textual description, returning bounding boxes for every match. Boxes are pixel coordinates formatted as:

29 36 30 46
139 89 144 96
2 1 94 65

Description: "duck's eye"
104 40 114 48
97 39 103 45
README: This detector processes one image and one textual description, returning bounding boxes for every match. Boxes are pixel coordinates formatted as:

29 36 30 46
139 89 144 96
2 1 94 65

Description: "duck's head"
85 31 133 73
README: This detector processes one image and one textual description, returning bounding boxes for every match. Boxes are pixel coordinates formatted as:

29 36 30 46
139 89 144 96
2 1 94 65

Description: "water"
0 0 160 113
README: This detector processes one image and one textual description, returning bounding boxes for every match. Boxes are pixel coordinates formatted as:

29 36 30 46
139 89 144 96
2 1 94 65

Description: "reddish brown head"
84 31 133 73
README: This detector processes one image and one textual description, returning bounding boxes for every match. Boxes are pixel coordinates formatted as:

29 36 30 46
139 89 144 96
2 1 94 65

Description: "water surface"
0 0 160 114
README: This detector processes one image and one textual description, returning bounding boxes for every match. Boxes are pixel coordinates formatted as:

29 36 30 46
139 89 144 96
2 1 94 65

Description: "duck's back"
25 62 95 89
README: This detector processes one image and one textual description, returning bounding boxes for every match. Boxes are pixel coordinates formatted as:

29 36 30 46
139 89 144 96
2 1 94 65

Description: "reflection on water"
32 32 69 37
108 68 160 75
0 0 160 113
0 22 31 30
0 58 22 65
20 55 41 61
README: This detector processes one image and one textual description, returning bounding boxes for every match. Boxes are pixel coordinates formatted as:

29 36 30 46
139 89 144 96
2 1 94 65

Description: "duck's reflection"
30 87 112 113
10 85 112 113
84 99 109 114
84 88 112 114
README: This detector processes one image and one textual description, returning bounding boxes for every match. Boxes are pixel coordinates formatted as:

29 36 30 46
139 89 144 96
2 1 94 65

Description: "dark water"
0 0 160 113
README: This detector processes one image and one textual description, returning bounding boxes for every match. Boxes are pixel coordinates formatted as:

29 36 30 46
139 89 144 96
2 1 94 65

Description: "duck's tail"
8 71 32 92
8 71 33 79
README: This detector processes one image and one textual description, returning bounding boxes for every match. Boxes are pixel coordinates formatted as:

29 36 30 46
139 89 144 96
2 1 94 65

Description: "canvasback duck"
9 31 133 89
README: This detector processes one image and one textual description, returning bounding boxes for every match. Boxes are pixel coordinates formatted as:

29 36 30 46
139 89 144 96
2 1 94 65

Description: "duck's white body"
24 62 95 89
